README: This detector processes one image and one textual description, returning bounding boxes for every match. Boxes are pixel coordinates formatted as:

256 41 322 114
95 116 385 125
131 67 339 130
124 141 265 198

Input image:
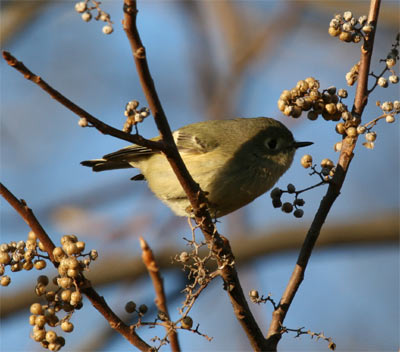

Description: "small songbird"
81 117 312 218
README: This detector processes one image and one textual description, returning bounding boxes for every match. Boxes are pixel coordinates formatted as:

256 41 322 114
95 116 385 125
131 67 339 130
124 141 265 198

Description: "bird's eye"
265 138 278 150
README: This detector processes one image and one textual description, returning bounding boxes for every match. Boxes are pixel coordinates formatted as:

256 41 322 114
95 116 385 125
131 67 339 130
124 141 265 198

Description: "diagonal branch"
0 182 152 352
1 51 162 152
265 0 381 349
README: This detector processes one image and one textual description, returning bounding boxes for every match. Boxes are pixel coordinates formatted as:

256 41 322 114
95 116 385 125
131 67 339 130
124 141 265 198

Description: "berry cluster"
301 155 336 181
328 11 372 43
278 78 351 122
0 231 48 286
123 100 150 133
270 184 305 218
0 232 98 351
74 1 113 35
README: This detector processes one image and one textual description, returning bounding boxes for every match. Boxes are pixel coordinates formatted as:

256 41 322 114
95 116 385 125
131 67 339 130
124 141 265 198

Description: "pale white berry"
389 75 399 84
385 115 395 123
343 11 353 21
102 25 113 35
377 77 388 88
75 2 86 13
365 131 377 142
81 12 92 22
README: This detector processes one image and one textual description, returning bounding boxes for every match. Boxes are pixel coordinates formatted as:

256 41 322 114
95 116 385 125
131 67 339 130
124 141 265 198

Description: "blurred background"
1 0 398 351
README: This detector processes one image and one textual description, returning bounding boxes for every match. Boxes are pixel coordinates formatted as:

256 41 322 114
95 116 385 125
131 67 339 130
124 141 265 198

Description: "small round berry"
35 315 46 328
272 198 282 208
358 15 367 25
70 291 82 304
356 125 366 134
342 111 352 120
249 290 259 299
325 103 336 115
139 304 148 315
0 252 10 265
35 283 46 296
305 77 319 89
337 88 348 98
386 115 395 123
34 260 46 270
362 24 374 33
335 122 346 135
334 141 342 152
293 209 304 218
290 106 302 118
57 277 73 289
321 158 334 169
328 27 341 37
281 202 293 213
28 231 37 241
125 301 137 313
61 321 74 333
287 184 296 193
277 99 287 112
81 12 92 22
381 101 394 112
270 187 282 199
307 110 318 121
342 22 352 32
181 316 193 329
90 249 98 260
75 1 87 13
37 275 49 286
363 141 375 149
389 75 399 84
64 242 78 256
294 198 305 206
30 303 43 315
365 131 377 142
346 127 357 137
296 80 309 93
352 34 362 43
45 330 57 344
280 90 291 101
78 117 88 127
102 25 113 35
386 58 396 69
300 154 313 168
1 275 11 286
61 289 72 302
32 328 46 342
394 101 400 110
339 31 352 42
343 11 353 21
377 77 388 88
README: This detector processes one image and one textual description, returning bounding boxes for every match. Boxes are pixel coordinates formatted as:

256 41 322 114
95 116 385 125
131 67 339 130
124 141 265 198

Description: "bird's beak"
293 141 313 149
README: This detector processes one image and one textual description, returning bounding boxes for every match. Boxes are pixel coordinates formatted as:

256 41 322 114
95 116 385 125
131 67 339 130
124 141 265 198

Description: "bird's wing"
103 129 217 161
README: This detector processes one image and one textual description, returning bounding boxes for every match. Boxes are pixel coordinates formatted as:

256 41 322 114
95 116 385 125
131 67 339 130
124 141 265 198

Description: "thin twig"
265 0 381 349
140 237 181 352
0 182 153 351
1 51 162 152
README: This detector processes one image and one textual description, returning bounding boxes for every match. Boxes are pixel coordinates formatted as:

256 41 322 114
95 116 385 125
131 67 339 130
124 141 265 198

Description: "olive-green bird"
81 117 312 217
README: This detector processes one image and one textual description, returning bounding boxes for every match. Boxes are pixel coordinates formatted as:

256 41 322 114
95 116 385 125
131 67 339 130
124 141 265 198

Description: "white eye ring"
264 138 278 150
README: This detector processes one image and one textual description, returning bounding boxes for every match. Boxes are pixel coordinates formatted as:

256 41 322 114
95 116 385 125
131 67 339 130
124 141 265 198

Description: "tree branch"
265 0 381 348
0 183 152 352
140 237 181 352
1 51 162 152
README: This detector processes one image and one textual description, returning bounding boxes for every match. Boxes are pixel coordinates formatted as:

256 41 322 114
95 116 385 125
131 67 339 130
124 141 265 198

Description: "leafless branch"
140 237 181 352
0 182 152 351
265 0 381 349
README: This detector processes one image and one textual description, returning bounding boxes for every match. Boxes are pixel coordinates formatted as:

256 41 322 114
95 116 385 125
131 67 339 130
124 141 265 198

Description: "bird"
81 117 312 218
